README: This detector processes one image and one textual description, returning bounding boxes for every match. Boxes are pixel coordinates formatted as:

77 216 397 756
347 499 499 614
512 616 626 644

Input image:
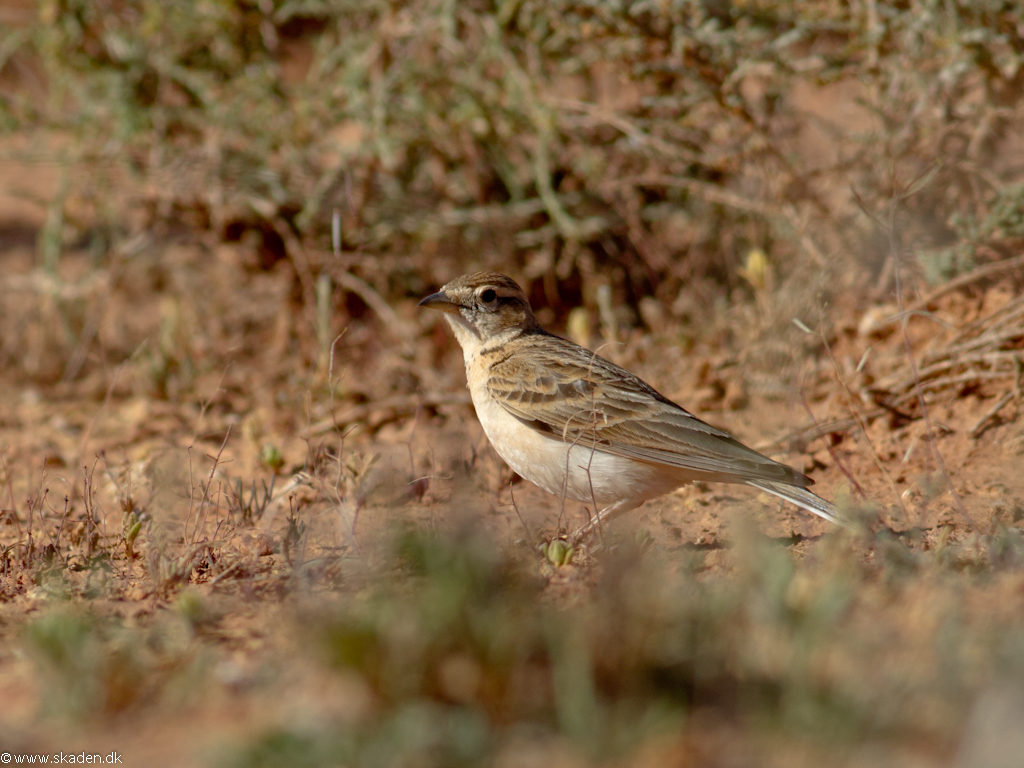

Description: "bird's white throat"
444 313 520 367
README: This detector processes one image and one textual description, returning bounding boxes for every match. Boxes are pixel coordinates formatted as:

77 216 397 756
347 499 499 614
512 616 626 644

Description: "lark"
420 272 844 541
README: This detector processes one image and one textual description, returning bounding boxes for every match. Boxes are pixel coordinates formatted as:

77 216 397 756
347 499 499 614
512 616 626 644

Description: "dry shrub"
1 2 1021 374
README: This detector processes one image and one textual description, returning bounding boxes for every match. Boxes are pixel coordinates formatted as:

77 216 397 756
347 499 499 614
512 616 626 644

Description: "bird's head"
418 272 538 347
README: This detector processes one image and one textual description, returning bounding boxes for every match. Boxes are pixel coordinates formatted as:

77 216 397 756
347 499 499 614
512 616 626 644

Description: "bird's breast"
464 360 681 508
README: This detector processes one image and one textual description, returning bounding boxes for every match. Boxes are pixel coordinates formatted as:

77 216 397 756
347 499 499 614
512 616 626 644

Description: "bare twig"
550 97 710 164
615 175 776 217
883 182 977 532
798 394 867 500
878 350 1022 394
969 392 1015 439
949 295 1024 344
905 253 1024 314
271 216 319 340
804 309 899 511
330 267 414 353
509 483 534 545
875 369 1020 411
209 561 244 587
185 425 233 546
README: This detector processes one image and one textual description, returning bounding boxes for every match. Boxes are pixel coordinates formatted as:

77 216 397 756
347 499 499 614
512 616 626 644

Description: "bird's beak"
418 290 459 313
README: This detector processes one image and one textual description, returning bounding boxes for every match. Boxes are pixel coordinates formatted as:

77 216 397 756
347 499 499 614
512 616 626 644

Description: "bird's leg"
570 499 640 545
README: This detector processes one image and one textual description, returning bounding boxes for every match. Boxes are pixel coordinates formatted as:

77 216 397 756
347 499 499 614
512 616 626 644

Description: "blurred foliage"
2 0 1023 312
213 523 1024 767
14 513 1024 765
24 608 201 720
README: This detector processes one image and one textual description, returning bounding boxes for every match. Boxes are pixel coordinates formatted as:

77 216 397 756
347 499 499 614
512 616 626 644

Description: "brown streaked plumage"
420 271 844 540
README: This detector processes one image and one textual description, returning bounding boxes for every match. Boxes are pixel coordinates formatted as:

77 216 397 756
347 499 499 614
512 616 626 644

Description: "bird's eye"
480 288 497 304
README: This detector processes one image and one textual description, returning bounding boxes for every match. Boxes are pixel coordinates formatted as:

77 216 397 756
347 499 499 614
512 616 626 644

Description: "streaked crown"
419 272 538 338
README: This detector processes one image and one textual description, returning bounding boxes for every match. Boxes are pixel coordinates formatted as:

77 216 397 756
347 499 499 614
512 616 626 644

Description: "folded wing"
487 333 812 488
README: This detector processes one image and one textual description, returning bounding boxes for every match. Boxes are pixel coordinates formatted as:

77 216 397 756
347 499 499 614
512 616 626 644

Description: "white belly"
468 376 681 510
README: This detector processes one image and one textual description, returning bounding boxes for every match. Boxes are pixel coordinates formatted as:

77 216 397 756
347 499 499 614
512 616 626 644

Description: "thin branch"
884 184 977 533
186 424 233 546
905 253 1024 314
969 391 1015 439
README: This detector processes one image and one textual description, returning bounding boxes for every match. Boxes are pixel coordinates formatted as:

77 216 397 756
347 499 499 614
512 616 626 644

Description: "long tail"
746 480 852 529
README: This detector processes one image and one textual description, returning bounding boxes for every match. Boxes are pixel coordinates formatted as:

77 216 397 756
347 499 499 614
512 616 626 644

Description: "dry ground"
0 230 1022 767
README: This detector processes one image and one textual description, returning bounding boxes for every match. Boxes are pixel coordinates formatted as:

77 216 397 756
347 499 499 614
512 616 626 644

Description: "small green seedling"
259 444 285 472
123 511 142 559
541 539 573 567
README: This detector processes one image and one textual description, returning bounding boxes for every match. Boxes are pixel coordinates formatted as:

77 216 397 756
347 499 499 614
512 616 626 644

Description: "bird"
419 271 845 542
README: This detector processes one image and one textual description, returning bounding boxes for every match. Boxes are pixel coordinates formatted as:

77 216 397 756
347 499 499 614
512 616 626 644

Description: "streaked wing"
486 331 808 487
